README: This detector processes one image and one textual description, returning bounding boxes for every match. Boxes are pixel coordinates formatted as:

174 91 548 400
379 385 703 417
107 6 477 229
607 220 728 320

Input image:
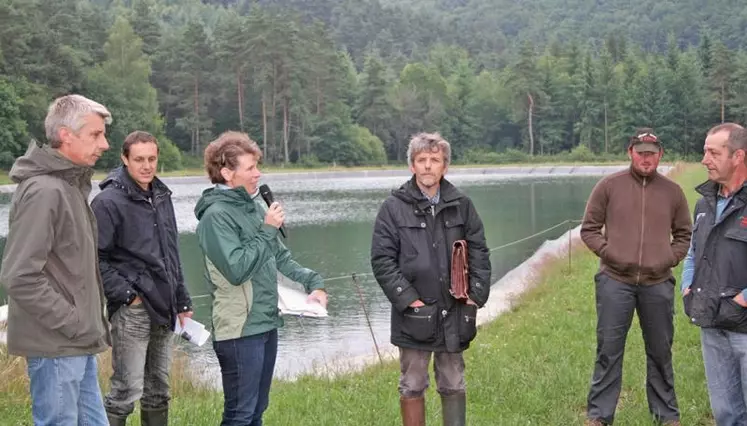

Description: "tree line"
1 0 747 170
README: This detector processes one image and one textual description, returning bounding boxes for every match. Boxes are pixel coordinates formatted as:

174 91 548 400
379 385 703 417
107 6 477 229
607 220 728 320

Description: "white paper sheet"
173 317 211 346
277 275 329 318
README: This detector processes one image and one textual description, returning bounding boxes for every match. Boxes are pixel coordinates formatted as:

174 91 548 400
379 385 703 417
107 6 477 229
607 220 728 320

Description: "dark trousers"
587 273 679 424
214 329 278 426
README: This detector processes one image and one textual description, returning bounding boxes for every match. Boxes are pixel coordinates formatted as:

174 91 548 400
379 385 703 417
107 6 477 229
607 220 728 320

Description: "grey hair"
406 132 451 168
708 123 747 156
44 94 112 148
727 127 747 158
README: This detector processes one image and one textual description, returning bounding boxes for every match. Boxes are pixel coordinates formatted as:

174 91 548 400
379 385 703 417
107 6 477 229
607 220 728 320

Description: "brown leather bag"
450 240 469 301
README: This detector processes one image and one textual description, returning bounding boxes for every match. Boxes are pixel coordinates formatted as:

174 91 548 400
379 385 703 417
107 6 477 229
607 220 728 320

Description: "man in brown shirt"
580 128 692 426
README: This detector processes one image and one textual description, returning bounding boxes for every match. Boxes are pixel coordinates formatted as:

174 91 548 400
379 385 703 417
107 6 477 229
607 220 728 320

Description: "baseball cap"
629 130 661 153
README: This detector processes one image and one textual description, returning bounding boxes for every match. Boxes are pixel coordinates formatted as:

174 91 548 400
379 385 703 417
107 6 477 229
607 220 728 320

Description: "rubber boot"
441 392 466 426
400 395 426 426
141 407 168 426
106 412 128 426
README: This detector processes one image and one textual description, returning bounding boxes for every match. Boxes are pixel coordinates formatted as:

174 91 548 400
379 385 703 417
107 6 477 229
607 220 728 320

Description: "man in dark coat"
371 132 491 426
682 123 747 426
91 131 192 426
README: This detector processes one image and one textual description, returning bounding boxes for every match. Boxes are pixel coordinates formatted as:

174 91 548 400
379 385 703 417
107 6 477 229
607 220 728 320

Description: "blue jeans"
701 327 747 425
26 354 108 426
214 329 278 426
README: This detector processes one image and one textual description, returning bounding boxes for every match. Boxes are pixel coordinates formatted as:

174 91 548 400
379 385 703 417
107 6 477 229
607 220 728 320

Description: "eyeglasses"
636 133 658 143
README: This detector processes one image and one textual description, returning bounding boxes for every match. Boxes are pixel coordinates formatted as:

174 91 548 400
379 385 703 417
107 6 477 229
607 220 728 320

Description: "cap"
630 131 661 153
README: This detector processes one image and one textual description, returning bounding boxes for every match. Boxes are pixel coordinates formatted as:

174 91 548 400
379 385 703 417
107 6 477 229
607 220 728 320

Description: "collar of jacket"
628 164 660 185
99 165 170 201
696 179 747 204
45 150 95 195
44 153 95 197
395 175 462 210
205 185 257 209
58 166 94 194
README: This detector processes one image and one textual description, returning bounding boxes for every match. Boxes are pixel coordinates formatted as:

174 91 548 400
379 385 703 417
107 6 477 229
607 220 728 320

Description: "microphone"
258 184 287 239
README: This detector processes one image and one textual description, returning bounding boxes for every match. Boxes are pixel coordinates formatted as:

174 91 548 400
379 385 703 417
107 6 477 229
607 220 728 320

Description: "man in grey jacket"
0 94 112 426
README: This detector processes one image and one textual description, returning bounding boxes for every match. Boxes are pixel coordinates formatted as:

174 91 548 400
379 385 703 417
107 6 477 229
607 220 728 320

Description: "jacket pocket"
119 302 152 340
725 227 747 243
401 303 438 343
640 247 677 278
458 303 478 344
668 248 678 268
715 289 747 329
683 291 694 317
601 244 634 274
444 211 465 235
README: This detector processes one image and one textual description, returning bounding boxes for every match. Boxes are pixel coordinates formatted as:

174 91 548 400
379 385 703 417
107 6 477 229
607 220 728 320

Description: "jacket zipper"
404 312 433 320
636 177 647 284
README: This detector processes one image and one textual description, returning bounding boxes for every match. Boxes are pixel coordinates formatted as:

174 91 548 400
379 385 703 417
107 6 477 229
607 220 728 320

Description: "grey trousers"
104 303 174 417
587 273 679 424
398 347 465 398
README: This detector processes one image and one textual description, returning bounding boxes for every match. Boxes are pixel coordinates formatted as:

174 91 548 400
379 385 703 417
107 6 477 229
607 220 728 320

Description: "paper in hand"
173 317 211 346
277 274 328 318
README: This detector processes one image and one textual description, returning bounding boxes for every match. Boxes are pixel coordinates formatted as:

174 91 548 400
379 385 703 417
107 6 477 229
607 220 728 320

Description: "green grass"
0 163 715 425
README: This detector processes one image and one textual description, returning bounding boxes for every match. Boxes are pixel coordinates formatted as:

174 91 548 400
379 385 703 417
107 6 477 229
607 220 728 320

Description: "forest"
1 0 747 169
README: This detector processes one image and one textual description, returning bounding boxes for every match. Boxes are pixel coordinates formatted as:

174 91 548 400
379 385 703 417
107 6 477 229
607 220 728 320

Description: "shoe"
141 407 168 426
106 412 128 426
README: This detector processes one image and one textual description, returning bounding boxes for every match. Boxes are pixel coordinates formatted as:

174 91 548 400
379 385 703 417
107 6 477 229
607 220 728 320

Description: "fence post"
568 221 572 274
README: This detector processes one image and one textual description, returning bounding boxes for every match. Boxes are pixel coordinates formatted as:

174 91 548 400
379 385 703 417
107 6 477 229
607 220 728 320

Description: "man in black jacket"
682 123 747 425
91 131 192 426
371 132 491 426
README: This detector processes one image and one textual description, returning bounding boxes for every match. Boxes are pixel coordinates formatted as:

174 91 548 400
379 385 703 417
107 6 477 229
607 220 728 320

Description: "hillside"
2 0 747 170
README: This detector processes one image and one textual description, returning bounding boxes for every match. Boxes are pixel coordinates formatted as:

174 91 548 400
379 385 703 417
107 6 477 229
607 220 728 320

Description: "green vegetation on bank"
0 164 714 425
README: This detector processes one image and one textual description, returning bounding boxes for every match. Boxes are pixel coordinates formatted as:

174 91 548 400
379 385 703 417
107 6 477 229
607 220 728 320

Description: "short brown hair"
204 131 262 184
122 131 158 157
